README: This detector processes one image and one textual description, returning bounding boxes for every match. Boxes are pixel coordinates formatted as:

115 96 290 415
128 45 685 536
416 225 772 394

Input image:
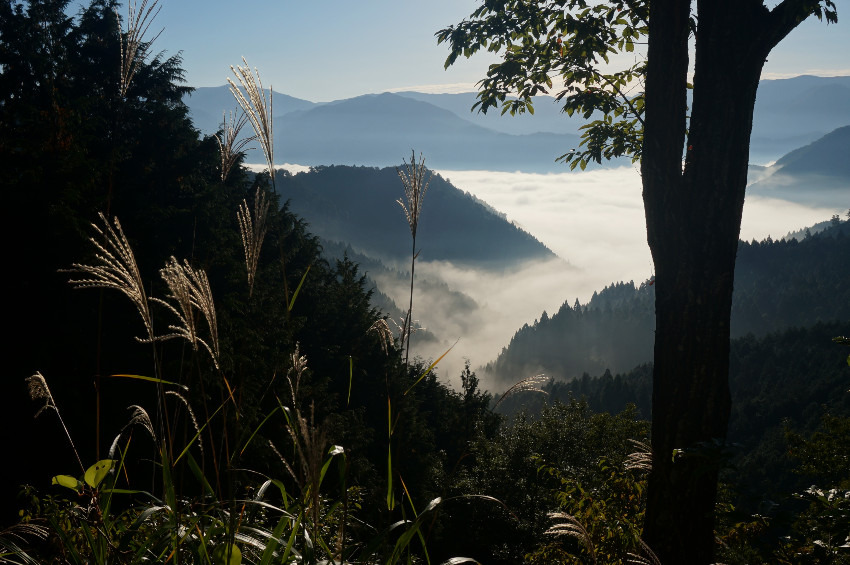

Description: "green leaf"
109 374 188 390
240 406 280 456
51 475 82 491
186 453 216 498
287 264 311 312
403 339 458 396
212 543 242 565
83 459 115 488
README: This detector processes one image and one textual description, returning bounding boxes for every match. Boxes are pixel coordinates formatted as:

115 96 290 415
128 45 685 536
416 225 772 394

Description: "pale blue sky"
104 0 849 102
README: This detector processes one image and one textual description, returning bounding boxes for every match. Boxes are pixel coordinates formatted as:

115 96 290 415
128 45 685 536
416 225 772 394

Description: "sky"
104 0 850 102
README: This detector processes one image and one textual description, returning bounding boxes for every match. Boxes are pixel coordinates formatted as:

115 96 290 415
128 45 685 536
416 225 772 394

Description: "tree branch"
763 0 837 51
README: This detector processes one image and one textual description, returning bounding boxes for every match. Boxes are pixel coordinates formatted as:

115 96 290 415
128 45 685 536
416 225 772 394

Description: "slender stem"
404 234 416 368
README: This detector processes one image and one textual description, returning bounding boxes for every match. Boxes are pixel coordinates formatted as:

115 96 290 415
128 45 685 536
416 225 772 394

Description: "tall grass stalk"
26 373 85 474
65 214 177 474
216 110 255 183
156 256 221 369
492 374 548 411
116 0 162 98
228 58 274 191
237 187 270 298
396 150 431 367
66 213 156 345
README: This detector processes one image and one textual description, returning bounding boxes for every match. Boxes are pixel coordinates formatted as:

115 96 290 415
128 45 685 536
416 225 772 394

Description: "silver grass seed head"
228 58 274 183
493 374 549 411
26 372 56 418
125 405 156 443
156 257 220 368
66 213 156 343
116 0 163 98
396 150 432 239
268 439 299 485
546 512 596 562
287 342 308 407
237 188 270 297
166 391 203 456
367 318 394 355
216 110 255 183
625 439 653 472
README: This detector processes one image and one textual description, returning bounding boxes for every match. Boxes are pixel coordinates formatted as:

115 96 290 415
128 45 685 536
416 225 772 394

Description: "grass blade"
109 373 188 390
403 340 458 396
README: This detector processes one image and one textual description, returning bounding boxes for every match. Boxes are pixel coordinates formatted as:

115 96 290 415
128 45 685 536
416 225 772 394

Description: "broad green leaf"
186 452 215 498
318 446 344 487
51 475 81 491
83 459 115 488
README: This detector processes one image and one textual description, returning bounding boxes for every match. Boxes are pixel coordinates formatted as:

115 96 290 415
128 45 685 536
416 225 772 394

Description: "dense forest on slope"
484 219 850 383
495 320 850 498
278 164 558 268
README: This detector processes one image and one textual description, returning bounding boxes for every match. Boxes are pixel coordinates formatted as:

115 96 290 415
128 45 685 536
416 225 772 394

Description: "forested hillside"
0 5 504 562
484 219 850 383
496 320 850 499
278 164 557 268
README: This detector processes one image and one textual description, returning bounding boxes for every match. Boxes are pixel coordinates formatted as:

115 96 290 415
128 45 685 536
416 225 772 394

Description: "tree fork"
641 0 815 561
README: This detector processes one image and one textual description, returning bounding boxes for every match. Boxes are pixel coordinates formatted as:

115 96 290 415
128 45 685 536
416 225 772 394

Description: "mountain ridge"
276 164 559 269
185 75 850 170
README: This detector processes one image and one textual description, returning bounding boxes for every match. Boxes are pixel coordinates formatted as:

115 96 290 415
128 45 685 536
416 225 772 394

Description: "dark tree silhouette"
439 0 839 561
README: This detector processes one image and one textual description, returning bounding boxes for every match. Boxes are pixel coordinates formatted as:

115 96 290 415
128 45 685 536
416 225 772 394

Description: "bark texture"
640 0 818 562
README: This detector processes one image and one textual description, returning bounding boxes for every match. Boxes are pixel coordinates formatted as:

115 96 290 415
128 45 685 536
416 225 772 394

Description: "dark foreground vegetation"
1 1 848 564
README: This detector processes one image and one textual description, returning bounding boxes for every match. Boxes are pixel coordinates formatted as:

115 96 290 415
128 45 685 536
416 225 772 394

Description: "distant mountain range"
184 75 850 172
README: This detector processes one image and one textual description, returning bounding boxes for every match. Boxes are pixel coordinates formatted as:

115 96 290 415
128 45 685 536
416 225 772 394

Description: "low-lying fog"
278 163 845 391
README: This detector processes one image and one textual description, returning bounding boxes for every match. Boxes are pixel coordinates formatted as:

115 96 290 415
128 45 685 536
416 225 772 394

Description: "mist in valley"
358 166 845 391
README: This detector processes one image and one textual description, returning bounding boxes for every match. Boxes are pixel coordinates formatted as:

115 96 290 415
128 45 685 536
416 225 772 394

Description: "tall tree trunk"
641 0 779 562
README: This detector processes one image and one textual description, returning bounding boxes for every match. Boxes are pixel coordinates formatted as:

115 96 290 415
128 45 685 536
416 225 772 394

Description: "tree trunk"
641 0 778 562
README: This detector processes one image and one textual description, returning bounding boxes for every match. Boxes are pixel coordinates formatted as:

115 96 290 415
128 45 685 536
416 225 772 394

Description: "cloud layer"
396 167 845 389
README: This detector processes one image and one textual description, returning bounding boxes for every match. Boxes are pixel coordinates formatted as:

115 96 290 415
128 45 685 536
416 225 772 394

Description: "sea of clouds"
277 163 844 390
